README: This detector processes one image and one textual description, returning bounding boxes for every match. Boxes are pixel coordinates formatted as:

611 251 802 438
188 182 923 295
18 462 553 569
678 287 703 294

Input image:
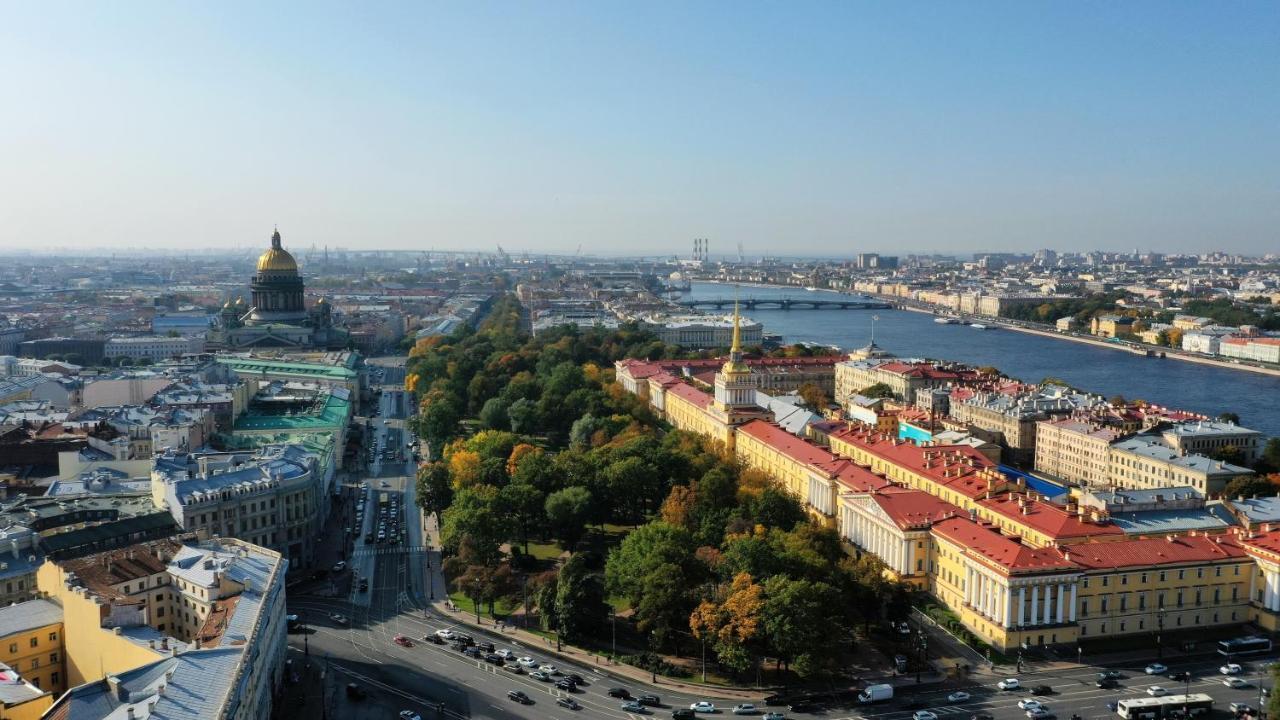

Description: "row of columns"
1263 567 1280 612
841 504 910 575
964 569 1078 629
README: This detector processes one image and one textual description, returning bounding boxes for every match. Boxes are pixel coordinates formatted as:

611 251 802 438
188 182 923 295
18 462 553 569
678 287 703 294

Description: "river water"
683 282 1280 438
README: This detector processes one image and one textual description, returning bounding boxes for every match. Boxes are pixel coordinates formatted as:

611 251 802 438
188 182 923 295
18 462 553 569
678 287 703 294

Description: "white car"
517 656 538 668
997 678 1021 690
495 649 515 660
913 712 938 720
732 704 758 715
400 713 422 720
1220 663 1243 675
690 702 717 713
1017 699 1044 711
1145 663 1167 675
1224 677 1250 688
1026 710 1052 720
434 629 455 640
1147 686 1166 697
947 691 970 702
538 663 559 675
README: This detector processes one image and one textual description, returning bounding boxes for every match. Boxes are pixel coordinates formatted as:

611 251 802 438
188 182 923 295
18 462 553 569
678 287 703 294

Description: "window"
1160 571 1167 582
1216 567 1222 578
7 643 14 654
1138 594 1146 610
1178 569 1185 580
30 658 38 669
1101 598 1109 613
1102 576 1109 587
29 638 37 648
48 632 56 642
1080 600 1089 617
51 672 58 687
157 607 165 617
50 652 57 663
1121 574 1128 586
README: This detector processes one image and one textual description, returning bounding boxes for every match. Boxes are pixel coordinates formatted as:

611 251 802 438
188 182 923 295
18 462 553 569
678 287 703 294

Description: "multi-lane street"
289 363 1277 720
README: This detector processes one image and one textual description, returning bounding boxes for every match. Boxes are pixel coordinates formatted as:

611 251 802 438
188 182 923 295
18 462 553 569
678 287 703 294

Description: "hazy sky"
1 2 1277 257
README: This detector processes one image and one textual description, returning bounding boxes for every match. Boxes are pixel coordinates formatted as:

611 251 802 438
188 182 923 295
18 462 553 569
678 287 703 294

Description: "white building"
104 335 206 362
640 313 764 349
1219 337 1280 364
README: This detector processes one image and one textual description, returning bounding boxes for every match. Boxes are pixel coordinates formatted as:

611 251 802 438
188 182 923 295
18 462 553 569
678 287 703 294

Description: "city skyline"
1 2 1277 255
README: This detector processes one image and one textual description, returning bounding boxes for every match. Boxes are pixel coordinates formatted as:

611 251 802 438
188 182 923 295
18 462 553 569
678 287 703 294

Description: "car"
329 613 349 626
485 654 504 665
508 690 532 704
763 714 785 720
733 704 758 715
898 622 913 635
1168 671 1191 682
567 673 587 685
517 656 539 668
530 671 551 682
495 649 515 660
623 701 649 714
1025 710 1053 720
913 713 938 720
434 628 455 641
638 695 662 707
1224 677 1249 688
1221 663 1243 675
286 613 299 623
393 634 413 647
1145 663 1167 675
1096 678 1119 689
462 647 483 658
609 688 632 699
558 698 582 710
556 680 577 691
787 703 817 714
673 710 697 720
947 691 971 702
359 578 369 591
345 683 367 700
477 641 496 653
538 663 559 674
691 702 717 713
1018 700 1044 711
997 678 1021 690
400 713 422 720
1230 703 1254 715
1147 686 1166 697
454 633 474 645
503 663 524 674
1031 685 1053 695
970 715 994 720
332 561 347 573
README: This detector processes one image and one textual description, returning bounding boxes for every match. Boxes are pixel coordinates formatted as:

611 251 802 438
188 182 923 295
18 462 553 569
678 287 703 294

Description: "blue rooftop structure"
1000 465 1068 501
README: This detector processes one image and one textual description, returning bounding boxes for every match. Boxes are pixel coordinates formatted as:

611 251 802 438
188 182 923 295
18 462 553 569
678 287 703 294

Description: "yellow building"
1091 315 1136 338
0 600 63 720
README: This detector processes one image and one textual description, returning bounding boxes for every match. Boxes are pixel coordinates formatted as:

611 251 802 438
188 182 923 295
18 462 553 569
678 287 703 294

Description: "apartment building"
1035 418 1124 486
1160 420 1265 465
104 336 206 362
1108 436 1254 496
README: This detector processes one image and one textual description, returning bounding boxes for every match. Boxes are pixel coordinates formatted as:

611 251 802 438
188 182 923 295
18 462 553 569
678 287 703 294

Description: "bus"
1218 635 1272 657
1116 694 1213 720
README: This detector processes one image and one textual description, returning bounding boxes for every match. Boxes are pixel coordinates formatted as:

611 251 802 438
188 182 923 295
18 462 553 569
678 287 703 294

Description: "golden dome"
235 296 246 307
256 229 298 272
222 300 234 310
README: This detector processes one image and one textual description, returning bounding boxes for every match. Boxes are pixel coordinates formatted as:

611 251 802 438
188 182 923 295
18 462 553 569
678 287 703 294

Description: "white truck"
857 684 893 703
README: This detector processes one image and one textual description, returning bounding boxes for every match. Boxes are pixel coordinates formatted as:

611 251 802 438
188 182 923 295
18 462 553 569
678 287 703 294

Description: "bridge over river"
676 297 892 310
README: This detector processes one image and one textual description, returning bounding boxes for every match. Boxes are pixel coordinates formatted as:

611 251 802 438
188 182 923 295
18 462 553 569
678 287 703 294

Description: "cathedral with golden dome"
207 229 348 350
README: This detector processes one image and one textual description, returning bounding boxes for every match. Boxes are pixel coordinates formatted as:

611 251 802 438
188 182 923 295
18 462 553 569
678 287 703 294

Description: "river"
683 282 1280 438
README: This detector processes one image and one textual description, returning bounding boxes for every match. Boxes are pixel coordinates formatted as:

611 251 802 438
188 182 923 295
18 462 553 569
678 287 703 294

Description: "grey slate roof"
0 598 62 639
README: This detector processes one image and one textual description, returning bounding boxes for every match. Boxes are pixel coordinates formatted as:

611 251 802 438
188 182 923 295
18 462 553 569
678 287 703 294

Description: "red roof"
617 360 662 379
739 419 834 466
666 382 712 409
978 495 1124 541
932 517 1077 573
1067 534 1245 569
874 361 961 380
871 489 963 530
830 425 1002 499
824 459 893 492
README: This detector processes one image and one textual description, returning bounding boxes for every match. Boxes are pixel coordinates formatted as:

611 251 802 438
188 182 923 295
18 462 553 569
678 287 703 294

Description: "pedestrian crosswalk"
353 545 429 558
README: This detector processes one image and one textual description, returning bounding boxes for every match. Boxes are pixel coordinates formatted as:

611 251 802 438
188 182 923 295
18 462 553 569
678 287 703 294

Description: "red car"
393 635 413 647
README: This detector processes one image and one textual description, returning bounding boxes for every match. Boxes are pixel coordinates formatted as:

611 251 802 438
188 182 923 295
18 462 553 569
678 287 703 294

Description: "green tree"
1217 412 1242 425
633 562 693 651
545 486 594 550
1223 475 1279 499
498 482 545 553
440 485 505 564
761 576 848 679
858 382 895 399
478 397 510 430
415 461 453 519
507 397 537 434
605 522 696 606
554 553 609 643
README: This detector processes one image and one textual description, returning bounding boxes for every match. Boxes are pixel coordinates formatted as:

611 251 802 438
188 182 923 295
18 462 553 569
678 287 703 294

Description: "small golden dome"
222 300 234 310
235 296 246 307
316 297 327 305
256 228 298 272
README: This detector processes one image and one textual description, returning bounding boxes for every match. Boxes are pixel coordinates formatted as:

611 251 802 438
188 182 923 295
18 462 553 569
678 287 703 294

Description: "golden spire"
730 296 741 356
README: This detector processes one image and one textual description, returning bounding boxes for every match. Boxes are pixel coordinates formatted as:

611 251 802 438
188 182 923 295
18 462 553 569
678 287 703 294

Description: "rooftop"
932 517 1077 574
0 599 62 640
1066 534 1246 570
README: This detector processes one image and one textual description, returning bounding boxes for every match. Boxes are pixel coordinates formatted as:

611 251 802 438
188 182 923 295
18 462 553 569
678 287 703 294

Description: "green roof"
217 356 357 381
233 392 351 432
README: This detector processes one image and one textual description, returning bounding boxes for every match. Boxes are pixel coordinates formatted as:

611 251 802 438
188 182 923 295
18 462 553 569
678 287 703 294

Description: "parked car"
477 641 495 653
947 691 970 702
485 654 504 665
508 690 532 704
1145 663 1167 675
997 678 1021 691
495 649 515 660
557 698 582 710
503 663 523 674
623 701 649 714
529 671 551 682
462 647 482 658
538 663 559 675
609 688 632 699
733 704 758 715
690 702 717 713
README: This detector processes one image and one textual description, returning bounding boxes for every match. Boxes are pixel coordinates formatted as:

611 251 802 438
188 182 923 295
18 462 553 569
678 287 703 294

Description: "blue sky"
1 2 1276 256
